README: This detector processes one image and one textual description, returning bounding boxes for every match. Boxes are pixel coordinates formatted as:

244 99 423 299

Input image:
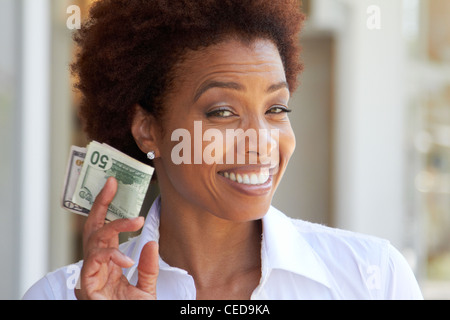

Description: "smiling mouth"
218 168 271 185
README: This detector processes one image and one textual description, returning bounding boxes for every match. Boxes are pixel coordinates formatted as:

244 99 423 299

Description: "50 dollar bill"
61 141 154 221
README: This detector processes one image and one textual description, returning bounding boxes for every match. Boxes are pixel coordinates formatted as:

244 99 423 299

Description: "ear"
131 105 160 158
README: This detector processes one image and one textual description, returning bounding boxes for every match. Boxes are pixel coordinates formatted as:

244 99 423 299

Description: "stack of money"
61 141 154 221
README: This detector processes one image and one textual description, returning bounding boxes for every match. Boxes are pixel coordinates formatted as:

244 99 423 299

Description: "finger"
80 248 135 300
85 217 145 253
136 242 159 297
83 177 118 246
82 247 135 279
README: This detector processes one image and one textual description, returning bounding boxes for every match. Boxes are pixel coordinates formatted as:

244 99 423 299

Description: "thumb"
136 241 159 297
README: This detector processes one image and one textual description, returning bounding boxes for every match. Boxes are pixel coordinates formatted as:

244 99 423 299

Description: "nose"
233 116 279 166
254 127 279 166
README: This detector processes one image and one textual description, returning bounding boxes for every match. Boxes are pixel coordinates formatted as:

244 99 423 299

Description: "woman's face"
154 38 296 222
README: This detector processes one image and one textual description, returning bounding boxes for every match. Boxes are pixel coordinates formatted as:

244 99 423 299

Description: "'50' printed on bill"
61 141 154 221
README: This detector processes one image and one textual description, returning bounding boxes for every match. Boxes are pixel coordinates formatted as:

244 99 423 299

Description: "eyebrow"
266 81 289 93
193 81 244 102
193 80 289 102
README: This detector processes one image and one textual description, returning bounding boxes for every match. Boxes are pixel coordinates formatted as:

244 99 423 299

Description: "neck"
158 194 262 290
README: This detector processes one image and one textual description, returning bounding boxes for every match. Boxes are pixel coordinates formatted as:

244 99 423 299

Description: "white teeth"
259 172 268 183
219 170 270 185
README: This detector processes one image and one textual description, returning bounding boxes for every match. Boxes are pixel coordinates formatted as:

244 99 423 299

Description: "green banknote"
61 145 90 216
64 141 154 221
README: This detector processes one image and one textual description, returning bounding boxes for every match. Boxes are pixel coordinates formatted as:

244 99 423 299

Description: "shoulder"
290 215 391 260
269 206 423 299
270 206 391 262
22 261 83 300
22 236 139 300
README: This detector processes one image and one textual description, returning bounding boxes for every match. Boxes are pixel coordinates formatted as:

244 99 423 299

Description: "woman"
24 0 422 300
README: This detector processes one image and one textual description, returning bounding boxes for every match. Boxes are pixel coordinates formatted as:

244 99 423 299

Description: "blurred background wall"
0 0 449 299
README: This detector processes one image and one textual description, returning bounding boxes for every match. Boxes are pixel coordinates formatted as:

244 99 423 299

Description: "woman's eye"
206 108 236 118
266 105 292 115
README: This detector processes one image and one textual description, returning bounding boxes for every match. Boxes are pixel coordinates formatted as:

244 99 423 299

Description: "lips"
216 165 278 197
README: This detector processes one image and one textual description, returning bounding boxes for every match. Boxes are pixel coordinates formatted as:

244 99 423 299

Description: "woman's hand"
75 177 159 300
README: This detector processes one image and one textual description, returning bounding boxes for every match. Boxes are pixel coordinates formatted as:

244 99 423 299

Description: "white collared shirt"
23 196 423 300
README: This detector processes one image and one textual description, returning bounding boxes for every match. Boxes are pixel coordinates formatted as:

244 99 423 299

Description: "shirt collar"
126 196 331 288
261 206 332 288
